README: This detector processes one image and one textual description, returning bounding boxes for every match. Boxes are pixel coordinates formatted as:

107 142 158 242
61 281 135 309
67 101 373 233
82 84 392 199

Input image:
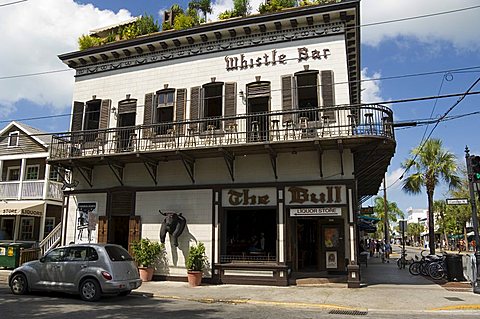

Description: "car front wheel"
79 279 101 302
10 273 28 295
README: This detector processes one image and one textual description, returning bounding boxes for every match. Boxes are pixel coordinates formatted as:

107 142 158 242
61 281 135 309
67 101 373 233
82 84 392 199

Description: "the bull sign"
159 210 186 247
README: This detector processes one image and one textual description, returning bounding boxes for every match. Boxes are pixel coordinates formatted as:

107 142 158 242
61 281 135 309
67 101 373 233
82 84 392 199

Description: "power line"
0 69 72 80
0 0 27 7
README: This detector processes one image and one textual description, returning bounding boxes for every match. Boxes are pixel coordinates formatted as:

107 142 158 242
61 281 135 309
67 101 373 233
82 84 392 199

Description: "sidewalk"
2 256 480 313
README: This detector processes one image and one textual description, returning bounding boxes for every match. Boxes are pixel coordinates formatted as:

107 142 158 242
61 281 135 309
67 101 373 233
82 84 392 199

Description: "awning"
358 215 381 223
0 201 44 217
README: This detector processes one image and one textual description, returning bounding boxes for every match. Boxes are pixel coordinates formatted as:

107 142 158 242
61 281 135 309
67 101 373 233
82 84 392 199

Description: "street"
1 282 479 319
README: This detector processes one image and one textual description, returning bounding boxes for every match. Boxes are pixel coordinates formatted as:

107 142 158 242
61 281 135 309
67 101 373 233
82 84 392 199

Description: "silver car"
8 243 142 301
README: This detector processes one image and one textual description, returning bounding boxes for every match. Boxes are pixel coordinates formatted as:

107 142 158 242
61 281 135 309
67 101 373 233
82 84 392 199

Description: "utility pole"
383 176 390 244
465 146 480 294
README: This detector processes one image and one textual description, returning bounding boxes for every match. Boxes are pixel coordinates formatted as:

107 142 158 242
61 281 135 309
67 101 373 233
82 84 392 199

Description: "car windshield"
105 245 133 261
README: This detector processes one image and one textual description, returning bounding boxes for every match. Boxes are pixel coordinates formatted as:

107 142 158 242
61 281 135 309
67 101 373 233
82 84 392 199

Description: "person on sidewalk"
384 241 391 263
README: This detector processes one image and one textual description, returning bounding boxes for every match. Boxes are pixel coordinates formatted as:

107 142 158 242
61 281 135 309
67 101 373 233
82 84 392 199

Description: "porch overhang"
0 201 45 217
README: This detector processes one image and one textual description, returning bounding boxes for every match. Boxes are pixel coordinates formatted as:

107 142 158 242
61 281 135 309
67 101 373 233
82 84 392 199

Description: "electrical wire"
0 0 27 7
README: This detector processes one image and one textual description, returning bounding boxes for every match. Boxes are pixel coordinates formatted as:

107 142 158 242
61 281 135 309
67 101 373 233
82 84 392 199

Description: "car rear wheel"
118 290 132 297
79 279 101 302
10 273 28 295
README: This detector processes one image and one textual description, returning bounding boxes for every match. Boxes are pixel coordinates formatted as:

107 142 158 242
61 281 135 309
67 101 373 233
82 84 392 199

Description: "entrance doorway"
109 216 129 249
297 219 318 271
294 218 345 272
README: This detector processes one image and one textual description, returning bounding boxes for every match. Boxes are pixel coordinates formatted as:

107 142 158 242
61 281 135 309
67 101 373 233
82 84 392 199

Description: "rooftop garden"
77 0 343 51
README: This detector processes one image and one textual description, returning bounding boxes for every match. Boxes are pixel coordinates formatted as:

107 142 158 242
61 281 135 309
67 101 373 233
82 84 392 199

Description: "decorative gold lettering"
312 49 321 60
327 186 333 203
256 57 262 67
258 195 270 205
263 53 270 66
310 193 320 203
278 54 286 64
272 49 277 65
323 49 331 59
298 47 309 62
335 186 342 203
240 54 248 70
288 186 309 204
243 189 256 205
228 190 243 205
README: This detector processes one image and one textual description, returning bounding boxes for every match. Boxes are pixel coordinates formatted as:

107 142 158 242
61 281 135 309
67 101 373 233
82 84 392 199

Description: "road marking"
430 304 480 311
152 294 364 311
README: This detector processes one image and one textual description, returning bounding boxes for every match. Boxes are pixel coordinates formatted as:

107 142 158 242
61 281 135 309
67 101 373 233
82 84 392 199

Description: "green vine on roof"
78 14 159 50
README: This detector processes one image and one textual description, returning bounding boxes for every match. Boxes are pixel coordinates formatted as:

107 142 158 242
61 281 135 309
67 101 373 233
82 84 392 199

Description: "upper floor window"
203 82 224 129
296 70 319 121
7 167 20 181
8 131 19 147
84 100 101 130
25 165 40 180
49 167 65 182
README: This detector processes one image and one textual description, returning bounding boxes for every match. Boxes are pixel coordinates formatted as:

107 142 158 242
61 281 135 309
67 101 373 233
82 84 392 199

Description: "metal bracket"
106 159 124 186
75 164 93 188
315 140 324 178
219 148 235 182
138 154 158 185
177 151 195 183
265 145 278 180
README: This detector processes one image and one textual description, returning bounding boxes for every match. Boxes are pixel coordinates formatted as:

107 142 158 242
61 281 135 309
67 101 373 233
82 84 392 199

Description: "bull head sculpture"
159 210 186 247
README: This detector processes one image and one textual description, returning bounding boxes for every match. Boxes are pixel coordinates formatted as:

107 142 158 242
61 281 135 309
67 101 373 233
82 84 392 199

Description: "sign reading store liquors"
290 207 342 217
222 188 277 207
285 185 346 205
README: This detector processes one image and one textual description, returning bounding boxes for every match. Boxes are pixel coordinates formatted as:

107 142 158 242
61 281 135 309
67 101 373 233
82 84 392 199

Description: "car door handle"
80 265 87 269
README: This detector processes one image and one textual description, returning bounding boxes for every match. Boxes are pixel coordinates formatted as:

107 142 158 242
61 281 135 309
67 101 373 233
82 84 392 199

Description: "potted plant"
185 241 207 287
130 238 164 281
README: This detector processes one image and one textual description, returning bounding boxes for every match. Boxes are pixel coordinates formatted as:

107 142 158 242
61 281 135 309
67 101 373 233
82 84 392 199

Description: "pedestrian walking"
384 241 391 263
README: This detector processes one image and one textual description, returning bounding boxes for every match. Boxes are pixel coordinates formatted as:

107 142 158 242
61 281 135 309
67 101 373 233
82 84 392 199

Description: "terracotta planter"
187 270 202 287
138 267 154 281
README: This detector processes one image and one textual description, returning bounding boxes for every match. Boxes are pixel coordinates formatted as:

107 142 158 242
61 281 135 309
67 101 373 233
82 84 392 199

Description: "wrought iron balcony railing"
49 104 394 160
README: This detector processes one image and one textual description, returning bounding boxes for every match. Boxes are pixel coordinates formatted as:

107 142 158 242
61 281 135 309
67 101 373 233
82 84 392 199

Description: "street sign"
360 206 374 215
446 198 469 205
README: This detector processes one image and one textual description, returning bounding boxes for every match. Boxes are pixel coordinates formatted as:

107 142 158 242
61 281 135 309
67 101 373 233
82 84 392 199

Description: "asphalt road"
1 283 480 319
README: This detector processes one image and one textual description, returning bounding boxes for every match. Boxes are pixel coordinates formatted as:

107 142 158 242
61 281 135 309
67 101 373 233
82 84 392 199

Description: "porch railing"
0 180 63 201
50 104 394 160
39 222 62 256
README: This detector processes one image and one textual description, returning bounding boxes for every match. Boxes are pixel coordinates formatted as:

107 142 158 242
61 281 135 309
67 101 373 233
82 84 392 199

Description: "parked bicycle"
409 250 447 280
396 249 412 269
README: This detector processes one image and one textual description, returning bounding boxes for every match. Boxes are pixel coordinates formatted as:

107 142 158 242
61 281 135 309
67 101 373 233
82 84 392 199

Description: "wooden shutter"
99 99 111 129
175 88 187 134
71 102 84 132
247 82 270 97
321 70 336 122
128 216 141 255
110 191 134 216
143 93 154 125
281 76 293 122
118 100 137 115
189 86 201 128
224 82 237 124
97 216 108 244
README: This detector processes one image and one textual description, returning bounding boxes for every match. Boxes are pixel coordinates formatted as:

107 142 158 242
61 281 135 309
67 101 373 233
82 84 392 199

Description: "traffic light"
471 155 480 181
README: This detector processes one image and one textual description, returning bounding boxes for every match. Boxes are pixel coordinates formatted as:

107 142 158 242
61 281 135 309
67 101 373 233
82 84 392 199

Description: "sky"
1 0 480 214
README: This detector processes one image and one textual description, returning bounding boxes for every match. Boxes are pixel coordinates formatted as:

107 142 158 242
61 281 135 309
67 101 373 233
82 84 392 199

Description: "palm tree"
189 0 212 22
373 197 404 240
402 138 461 254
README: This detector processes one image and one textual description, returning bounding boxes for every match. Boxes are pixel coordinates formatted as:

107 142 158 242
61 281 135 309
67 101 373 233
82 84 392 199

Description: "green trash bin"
0 243 23 269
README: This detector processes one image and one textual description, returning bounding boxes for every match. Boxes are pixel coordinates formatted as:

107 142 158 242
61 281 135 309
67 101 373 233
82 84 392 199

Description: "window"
222 209 277 263
296 72 319 121
203 83 223 129
105 245 133 261
44 247 68 262
19 217 34 240
25 165 40 180
66 247 88 261
44 217 55 235
7 167 20 181
83 100 101 142
8 131 19 147
155 89 175 134
0 217 14 240
49 167 64 182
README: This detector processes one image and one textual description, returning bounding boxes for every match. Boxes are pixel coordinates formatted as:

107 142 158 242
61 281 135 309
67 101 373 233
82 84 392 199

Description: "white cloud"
361 68 384 103
362 0 480 51
0 0 133 118
211 0 263 20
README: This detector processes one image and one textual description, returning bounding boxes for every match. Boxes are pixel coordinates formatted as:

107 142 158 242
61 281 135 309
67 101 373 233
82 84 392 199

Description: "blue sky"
1 0 480 213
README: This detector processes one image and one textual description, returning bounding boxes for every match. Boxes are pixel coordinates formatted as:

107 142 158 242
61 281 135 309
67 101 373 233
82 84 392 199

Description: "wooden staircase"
39 223 62 256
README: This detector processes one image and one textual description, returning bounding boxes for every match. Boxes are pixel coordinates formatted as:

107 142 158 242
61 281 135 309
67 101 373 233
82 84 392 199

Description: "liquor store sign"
290 207 342 217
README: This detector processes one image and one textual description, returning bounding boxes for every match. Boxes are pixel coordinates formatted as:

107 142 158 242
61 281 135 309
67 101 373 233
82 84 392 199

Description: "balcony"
0 180 63 201
48 105 396 196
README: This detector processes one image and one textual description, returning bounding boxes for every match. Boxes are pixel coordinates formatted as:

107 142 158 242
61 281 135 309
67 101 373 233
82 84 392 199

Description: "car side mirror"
40 257 46 263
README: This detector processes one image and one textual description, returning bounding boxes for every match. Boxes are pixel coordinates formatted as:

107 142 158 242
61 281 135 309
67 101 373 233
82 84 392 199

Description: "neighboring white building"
50 1 395 287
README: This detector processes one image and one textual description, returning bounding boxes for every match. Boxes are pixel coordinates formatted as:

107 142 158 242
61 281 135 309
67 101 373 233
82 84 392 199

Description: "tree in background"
406 223 424 246
402 138 461 255
258 0 296 14
219 0 251 20
372 196 404 240
189 0 212 22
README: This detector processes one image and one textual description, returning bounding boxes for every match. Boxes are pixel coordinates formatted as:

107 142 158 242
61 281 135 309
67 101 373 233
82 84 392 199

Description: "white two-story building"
50 0 395 287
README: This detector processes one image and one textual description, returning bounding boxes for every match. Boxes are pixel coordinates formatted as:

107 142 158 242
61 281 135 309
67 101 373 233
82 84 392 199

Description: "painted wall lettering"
287 186 344 204
228 189 270 206
225 47 330 71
